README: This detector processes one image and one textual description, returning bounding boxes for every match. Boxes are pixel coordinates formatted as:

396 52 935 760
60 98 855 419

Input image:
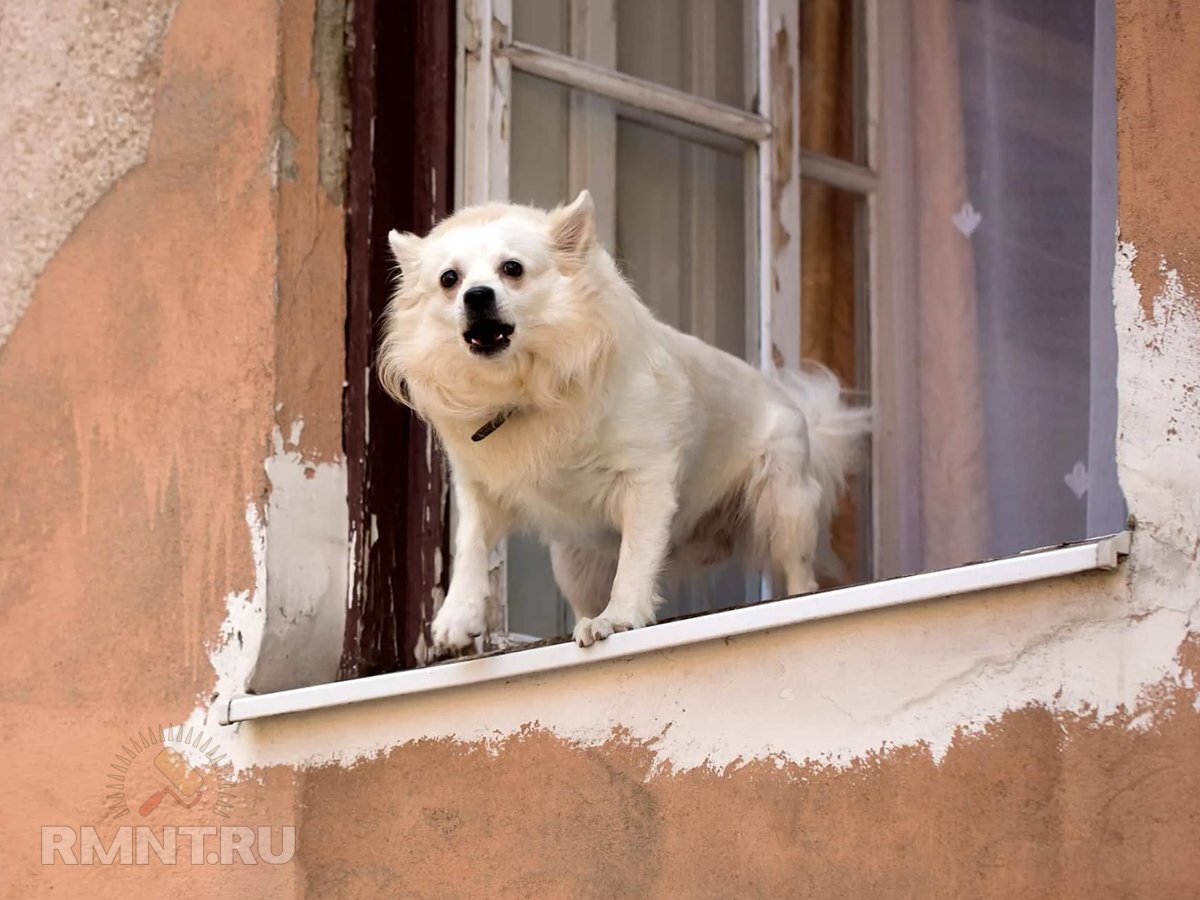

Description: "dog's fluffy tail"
774 365 872 573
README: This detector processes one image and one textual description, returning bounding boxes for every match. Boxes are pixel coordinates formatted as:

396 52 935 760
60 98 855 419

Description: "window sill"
219 532 1131 725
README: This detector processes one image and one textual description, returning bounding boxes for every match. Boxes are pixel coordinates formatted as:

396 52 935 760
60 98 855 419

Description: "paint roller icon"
137 747 205 816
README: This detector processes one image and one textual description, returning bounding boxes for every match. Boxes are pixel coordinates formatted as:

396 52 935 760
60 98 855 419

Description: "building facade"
2 0 1199 895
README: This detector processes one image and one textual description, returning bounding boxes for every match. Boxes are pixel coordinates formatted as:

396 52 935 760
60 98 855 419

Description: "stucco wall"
3 0 1200 897
1 0 341 894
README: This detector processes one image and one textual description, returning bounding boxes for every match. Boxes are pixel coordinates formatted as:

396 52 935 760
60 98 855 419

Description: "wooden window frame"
341 0 455 677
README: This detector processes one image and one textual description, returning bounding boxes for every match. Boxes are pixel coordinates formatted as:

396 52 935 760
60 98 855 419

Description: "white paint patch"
1113 245 1200 565
213 243 1200 778
189 424 349 738
187 503 267 734
251 425 349 693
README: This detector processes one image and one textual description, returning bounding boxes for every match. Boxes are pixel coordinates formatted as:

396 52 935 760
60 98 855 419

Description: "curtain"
877 0 1124 576
912 0 991 572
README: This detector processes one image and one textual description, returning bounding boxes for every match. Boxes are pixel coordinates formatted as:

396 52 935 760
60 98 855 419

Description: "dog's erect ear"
388 230 421 283
549 190 595 264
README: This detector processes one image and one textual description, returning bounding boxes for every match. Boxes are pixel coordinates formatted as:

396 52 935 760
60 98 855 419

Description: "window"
872 0 1124 575
339 0 1123 675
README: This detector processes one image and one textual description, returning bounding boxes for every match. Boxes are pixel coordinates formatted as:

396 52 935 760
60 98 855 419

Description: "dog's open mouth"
463 320 515 356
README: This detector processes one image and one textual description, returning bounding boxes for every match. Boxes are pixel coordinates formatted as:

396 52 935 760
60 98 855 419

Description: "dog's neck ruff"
471 407 515 442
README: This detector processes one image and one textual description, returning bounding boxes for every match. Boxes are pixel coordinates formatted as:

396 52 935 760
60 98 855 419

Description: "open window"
338 0 1124 675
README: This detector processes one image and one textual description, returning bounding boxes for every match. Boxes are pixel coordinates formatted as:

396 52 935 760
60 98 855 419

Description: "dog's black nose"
463 285 496 314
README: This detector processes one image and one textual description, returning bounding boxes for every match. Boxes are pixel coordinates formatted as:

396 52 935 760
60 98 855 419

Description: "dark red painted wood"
342 0 454 678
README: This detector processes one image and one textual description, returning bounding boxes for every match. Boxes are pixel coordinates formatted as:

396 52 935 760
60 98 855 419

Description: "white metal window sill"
219 532 1131 725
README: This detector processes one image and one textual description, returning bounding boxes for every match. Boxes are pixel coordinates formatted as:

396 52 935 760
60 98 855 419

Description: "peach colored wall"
1 0 332 893
3 1 1200 898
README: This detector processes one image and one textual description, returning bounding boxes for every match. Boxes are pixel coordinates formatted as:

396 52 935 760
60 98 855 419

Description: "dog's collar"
471 407 515 442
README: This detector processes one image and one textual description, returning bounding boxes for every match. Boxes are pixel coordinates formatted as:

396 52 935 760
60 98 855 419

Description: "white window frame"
458 0 881 636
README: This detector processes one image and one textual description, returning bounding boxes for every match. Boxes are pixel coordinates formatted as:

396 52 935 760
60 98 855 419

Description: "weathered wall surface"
0 0 345 894
0 0 177 345
4 0 1200 897
264 1 1200 895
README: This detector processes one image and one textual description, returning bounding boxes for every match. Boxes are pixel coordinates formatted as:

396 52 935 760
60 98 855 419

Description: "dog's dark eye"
439 269 458 289
501 259 524 279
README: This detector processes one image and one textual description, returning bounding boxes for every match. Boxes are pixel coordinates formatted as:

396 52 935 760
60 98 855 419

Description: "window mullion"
458 0 513 644
863 0 882 579
567 0 618 248
687 1 720 351
800 150 879 195
760 0 803 372
460 0 513 206
507 41 771 143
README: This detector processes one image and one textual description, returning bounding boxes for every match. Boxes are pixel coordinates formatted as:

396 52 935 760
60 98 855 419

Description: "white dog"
379 190 870 652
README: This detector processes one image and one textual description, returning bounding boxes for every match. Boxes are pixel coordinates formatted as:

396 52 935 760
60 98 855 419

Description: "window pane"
956 0 1122 556
875 0 1123 577
800 0 866 164
512 0 755 111
507 70 758 639
615 120 751 360
801 177 870 583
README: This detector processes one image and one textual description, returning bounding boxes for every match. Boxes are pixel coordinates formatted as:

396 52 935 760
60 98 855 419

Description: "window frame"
333 0 1117 681
341 0 456 677
241 0 1130 714
458 0 881 638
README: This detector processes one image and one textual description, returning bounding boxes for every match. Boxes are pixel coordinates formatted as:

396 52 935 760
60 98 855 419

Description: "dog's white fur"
380 190 870 651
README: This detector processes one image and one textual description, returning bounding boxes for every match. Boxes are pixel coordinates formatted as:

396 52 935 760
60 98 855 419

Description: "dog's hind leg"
748 445 823 598
550 541 616 622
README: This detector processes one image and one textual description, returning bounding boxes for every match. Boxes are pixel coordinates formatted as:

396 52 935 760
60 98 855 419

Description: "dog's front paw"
430 596 487 651
573 615 635 648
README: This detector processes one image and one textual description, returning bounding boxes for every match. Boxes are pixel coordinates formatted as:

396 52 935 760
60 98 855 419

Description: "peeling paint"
1114 244 1200 560
765 11 802 370
274 123 300 183
188 421 348 727
769 22 796 253
0 0 178 345
312 0 349 203
213 567 1183 777
188 503 268 733
249 424 349 694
